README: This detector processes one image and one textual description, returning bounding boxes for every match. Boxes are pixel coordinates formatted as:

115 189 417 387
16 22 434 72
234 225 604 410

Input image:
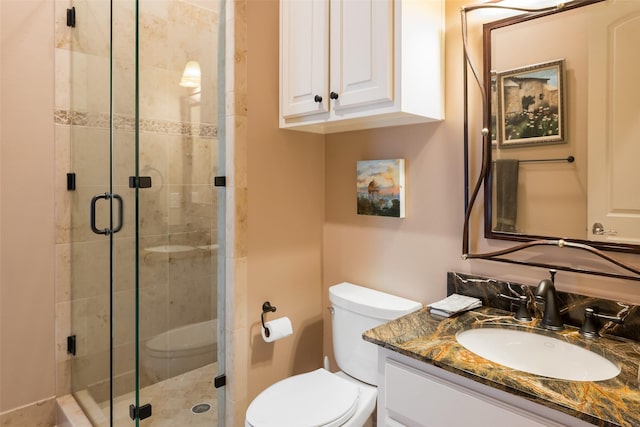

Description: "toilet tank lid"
329 282 422 320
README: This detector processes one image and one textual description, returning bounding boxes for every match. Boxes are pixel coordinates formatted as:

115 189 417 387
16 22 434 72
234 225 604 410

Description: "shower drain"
191 403 212 414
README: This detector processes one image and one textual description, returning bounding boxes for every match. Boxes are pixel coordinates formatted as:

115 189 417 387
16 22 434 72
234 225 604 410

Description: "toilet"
245 282 422 427
142 318 217 382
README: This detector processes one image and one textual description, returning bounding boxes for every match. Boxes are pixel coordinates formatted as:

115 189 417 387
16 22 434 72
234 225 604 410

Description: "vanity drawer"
383 359 556 427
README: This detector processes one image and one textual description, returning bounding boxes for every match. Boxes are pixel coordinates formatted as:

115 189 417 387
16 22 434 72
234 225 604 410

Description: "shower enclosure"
61 1 226 425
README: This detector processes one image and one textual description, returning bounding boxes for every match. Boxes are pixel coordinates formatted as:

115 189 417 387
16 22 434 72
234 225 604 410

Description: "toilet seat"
245 368 360 427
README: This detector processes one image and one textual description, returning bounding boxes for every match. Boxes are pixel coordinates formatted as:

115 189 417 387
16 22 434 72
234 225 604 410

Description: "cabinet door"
330 0 393 111
280 0 329 119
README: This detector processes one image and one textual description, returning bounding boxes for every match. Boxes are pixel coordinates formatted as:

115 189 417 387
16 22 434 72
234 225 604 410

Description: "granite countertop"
363 306 640 427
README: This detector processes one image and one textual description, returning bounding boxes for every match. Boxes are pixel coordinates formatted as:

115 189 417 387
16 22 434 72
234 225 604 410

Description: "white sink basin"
456 328 620 381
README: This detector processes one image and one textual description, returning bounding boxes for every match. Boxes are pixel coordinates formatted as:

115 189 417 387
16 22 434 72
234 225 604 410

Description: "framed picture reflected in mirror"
497 59 565 148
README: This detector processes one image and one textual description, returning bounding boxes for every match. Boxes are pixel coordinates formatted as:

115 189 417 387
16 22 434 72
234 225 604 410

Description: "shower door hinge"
129 403 152 421
214 176 226 187
66 7 76 28
129 176 152 189
214 374 226 388
67 173 76 191
66 335 76 356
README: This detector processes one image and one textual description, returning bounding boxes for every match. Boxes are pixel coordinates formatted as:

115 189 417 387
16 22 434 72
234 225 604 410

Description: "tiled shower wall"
54 0 220 402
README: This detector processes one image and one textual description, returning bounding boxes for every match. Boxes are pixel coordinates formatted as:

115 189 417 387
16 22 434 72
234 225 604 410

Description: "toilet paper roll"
261 317 293 343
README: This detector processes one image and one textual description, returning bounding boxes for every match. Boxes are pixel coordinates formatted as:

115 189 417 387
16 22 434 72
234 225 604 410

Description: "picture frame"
356 159 405 218
497 59 565 148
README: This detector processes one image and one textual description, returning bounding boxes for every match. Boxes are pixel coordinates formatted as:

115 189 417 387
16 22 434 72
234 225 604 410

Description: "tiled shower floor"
84 363 218 426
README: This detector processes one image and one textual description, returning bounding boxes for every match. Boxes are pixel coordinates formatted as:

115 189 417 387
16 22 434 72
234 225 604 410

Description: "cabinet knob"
330 92 339 100
314 95 323 103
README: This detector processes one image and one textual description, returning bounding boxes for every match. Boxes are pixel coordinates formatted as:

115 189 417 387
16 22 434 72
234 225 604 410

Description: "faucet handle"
579 307 624 338
498 293 532 322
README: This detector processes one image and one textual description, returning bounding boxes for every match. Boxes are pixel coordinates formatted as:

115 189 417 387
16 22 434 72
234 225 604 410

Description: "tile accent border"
54 109 218 138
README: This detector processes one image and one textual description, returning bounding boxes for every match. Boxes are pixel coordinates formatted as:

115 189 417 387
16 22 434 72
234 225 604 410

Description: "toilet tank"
329 282 422 386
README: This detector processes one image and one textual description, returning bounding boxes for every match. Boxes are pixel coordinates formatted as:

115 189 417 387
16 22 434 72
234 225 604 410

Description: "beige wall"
243 0 324 407
0 0 56 421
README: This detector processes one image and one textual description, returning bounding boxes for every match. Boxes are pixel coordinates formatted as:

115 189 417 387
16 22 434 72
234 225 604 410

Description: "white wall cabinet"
378 348 594 427
280 0 444 134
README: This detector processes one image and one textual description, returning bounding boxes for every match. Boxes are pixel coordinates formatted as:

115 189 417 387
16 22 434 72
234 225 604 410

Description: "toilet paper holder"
261 301 277 338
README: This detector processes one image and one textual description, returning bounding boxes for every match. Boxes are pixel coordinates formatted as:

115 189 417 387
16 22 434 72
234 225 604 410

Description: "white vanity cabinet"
378 348 594 427
279 0 444 134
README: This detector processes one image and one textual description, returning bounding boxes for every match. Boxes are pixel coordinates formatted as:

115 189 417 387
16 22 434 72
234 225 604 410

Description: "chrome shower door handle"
592 222 617 236
90 193 124 235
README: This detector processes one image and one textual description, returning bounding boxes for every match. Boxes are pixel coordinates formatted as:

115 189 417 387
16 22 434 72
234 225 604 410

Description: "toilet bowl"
142 319 217 382
245 369 377 427
245 282 422 427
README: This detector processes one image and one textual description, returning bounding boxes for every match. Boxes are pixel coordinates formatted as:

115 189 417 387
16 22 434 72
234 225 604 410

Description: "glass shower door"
133 0 226 425
110 2 139 425
68 1 142 425
68 0 125 424
68 0 225 425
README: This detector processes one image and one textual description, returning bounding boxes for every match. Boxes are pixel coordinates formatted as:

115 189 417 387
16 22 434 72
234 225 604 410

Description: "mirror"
485 0 640 251
462 0 640 280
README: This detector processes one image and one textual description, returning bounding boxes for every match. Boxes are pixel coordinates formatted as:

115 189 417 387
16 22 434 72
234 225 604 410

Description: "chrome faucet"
534 270 564 330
